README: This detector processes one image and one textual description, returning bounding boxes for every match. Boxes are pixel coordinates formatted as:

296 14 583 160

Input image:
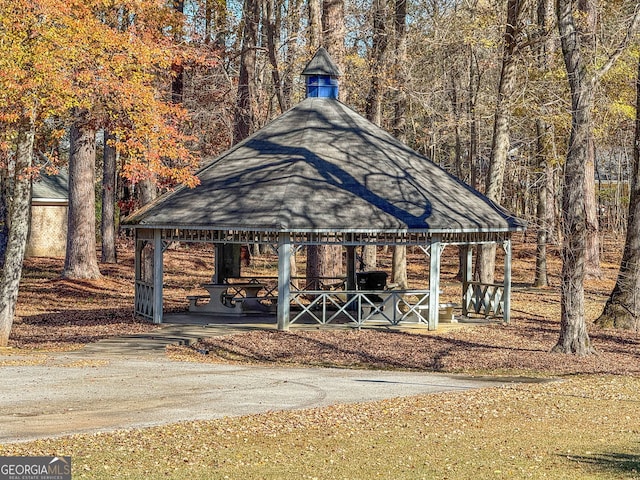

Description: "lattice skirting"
135 281 154 320
463 282 504 317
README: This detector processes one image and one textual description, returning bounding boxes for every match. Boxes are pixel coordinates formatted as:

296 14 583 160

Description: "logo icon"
0 456 71 480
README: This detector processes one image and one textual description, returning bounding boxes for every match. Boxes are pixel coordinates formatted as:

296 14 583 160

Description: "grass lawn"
2 376 639 479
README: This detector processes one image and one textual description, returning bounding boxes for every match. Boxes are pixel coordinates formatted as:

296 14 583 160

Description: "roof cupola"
301 47 341 99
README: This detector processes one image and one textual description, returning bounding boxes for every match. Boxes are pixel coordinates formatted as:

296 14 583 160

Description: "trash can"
356 271 388 303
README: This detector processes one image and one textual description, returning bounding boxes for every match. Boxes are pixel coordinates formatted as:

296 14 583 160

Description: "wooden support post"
134 230 143 316
277 232 291 330
213 243 221 283
134 232 141 282
153 229 164 324
346 246 356 310
462 245 473 317
428 236 442 330
502 238 512 323
346 246 356 291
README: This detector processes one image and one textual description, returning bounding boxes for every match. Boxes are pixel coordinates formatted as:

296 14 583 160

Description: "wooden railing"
134 280 154 320
463 281 504 318
289 289 431 326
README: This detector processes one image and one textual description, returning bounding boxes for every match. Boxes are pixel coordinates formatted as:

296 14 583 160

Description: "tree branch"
592 3 640 85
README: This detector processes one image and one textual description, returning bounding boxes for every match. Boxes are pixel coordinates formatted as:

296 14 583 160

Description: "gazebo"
123 48 525 330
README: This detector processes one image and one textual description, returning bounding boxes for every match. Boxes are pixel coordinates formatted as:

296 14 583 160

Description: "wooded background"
1 0 640 351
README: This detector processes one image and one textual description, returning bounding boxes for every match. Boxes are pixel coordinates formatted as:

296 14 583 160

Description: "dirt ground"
9 232 640 377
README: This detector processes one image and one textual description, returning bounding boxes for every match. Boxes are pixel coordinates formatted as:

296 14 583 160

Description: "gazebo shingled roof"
123 97 524 235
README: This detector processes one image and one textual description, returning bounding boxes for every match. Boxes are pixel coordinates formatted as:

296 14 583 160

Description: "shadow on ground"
568 450 640 477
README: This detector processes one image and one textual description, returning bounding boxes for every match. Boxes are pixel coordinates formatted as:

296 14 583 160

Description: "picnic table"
188 282 268 314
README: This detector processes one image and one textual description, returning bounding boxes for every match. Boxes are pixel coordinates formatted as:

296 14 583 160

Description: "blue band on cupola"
305 75 339 99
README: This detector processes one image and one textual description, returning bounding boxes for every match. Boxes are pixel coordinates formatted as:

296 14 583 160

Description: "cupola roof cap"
301 47 342 77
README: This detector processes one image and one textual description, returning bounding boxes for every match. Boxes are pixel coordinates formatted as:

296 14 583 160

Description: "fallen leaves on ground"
11 236 640 379
167 320 640 377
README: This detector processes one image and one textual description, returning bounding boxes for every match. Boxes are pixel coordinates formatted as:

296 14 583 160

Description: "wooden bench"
187 295 209 309
437 303 458 323
411 303 459 324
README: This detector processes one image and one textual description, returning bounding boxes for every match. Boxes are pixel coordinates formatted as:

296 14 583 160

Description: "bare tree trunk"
306 245 342 289
216 0 229 49
554 0 640 352
233 0 260 144
0 116 35 346
576 0 601 278
536 0 555 62
584 137 601 277
360 245 377 271
171 0 185 104
361 0 389 272
264 0 285 113
322 0 345 99
309 0 322 50
101 130 117 263
486 0 523 205
63 112 102 280
365 0 388 127
468 47 480 191
390 0 408 288
450 74 463 180
392 245 407 289
205 0 214 44
477 0 523 284
0 163 8 268
290 248 298 289
281 0 301 110
548 160 561 244
137 177 157 206
534 119 550 287
533 0 554 287
392 0 406 141
204 0 229 48
305 0 346 285
595 55 640 330
553 0 593 355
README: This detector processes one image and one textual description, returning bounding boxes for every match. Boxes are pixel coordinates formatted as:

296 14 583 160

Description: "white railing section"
135 281 154 320
289 289 431 326
463 282 504 318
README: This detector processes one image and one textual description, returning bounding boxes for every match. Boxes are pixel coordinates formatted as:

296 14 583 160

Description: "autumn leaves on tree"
0 0 206 345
